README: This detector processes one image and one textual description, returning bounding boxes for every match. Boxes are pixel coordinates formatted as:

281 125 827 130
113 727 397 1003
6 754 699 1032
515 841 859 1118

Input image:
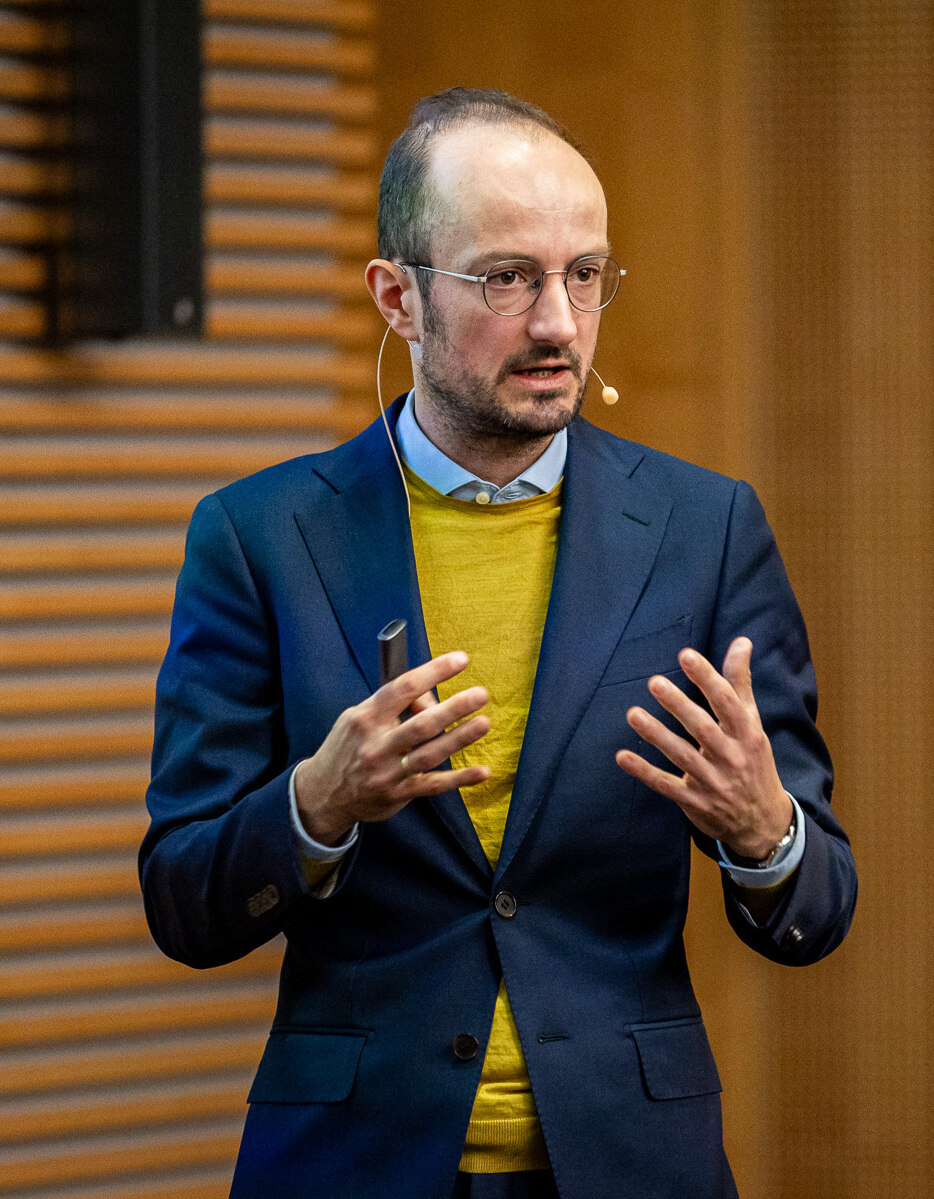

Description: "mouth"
508 362 575 390
512 365 568 379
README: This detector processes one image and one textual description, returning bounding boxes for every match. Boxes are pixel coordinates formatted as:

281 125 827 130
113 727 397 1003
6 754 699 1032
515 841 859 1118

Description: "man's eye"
488 269 522 288
572 265 600 283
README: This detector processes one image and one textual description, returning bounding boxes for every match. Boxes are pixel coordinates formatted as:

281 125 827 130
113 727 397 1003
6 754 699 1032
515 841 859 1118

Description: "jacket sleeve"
139 492 357 969
701 479 857 965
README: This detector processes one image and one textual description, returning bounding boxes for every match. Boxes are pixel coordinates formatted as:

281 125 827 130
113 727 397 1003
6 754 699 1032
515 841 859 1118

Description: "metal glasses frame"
396 257 625 315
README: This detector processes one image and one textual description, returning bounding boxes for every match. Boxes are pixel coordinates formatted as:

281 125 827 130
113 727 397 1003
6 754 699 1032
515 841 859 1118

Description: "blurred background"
0 0 930 1195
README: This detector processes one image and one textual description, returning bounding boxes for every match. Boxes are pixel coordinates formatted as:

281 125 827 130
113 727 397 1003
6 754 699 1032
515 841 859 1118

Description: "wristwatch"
728 813 797 869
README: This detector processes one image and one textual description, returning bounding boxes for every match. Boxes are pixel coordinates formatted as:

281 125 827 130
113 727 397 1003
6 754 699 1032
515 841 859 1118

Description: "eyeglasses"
397 256 625 316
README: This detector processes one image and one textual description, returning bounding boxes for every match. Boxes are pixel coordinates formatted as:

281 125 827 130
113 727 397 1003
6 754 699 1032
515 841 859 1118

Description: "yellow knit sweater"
405 464 562 1174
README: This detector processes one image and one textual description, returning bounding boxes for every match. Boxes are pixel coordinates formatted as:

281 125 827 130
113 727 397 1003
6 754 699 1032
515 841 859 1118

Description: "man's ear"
365 260 421 342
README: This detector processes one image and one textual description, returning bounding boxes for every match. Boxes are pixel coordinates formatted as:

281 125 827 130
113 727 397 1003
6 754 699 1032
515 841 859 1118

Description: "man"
141 89 856 1199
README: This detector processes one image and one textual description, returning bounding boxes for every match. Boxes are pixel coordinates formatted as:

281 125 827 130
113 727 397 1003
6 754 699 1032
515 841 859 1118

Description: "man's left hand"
615 637 793 860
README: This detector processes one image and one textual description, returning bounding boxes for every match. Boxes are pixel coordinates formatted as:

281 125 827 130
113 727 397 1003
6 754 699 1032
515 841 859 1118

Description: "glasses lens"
482 261 543 315
565 257 620 311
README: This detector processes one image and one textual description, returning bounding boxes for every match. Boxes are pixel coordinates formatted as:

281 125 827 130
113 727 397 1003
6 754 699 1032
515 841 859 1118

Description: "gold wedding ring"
400 753 412 776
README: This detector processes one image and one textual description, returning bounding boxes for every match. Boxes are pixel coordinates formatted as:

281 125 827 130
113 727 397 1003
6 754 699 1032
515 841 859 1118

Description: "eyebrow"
463 246 613 273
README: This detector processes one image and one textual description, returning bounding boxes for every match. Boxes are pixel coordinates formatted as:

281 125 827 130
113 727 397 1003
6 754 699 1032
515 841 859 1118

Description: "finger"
402 713 491 775
676 647 748 736
615 748 686 803
645 674 729 756
617 750 726 839
388 686 489 754
398 763 492 798
721 636 756 707
409 692 439 716
616 748 725 826
374 651 470 718
625 706 719 789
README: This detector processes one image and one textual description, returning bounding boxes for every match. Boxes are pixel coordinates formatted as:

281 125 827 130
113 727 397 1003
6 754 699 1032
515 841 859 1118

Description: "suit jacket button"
452 1034 479 1060
782 924 804 948
246 884 279 917
494 891 517 919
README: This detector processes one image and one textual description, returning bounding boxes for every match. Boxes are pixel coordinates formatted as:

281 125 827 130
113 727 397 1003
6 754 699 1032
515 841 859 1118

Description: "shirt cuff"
288 762 360 862
717 793 806 889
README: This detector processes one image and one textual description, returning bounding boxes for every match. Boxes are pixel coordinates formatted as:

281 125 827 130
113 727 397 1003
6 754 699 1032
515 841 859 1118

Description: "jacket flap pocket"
248 1030 367 1103
599 615 693 688
630 1018 722 1100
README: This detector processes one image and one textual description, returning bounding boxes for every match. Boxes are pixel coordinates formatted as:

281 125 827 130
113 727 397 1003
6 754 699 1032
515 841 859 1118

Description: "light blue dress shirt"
395 389 566 501
290 391 804 896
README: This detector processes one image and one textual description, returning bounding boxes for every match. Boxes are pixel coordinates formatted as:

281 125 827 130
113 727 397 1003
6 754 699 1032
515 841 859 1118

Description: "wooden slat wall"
0 1 377 1194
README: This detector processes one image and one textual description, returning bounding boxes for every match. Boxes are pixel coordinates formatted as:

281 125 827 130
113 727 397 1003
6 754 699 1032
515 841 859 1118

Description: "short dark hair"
377 87 584 268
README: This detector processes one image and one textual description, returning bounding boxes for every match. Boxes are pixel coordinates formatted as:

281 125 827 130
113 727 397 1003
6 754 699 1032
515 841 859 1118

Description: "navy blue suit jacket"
141 401 856 1199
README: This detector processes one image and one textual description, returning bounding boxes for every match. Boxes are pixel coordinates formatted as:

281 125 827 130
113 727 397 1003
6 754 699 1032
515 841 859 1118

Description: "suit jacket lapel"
496 421 673 878
294 402 491 879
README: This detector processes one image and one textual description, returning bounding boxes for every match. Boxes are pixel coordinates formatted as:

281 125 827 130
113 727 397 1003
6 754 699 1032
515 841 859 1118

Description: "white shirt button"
475 491 491 505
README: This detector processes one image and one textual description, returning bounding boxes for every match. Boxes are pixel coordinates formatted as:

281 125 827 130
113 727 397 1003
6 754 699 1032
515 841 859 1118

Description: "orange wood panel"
206 162 376 208
205 26 374 73
0 1171 232 1199
0 295 43 336
0 198 68 240
0 578 177 622
0 670 158 717
0 903 151 953
207 298 376 341
0 1031 266 1096
0 810 148 858
0 1126 244 1194
0 152 68 195
0 248 45 289
0 107 68 150
0 59 66 101
0 713 157 764
205 117 376 166
369 3 932 1197
0 624 169 671
0 943 283 1002
0 344 372 387
0 860 141 906
206 74 377 121
207 210 373 253
0 392 366 433
207 254 369 297
0 984 279 1049
0 530 183 573
205 0 375 30
0 762 150 809
0 1079 253 1144
0 435 331 479
0 484 205 525
0 10 67 54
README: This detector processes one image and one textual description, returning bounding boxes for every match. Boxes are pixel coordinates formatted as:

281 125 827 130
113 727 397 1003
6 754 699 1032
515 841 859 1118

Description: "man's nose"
525 272 578 345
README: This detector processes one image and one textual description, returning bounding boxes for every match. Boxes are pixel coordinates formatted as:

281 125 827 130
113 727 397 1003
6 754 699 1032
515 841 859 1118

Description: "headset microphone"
376 323 412 517
378 326 619 513
590 365 619 406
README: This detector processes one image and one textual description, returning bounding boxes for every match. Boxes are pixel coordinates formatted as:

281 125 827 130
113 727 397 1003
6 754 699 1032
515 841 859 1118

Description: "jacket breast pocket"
598 615 693 689
248 1029 368 1104
629 1017 722 1100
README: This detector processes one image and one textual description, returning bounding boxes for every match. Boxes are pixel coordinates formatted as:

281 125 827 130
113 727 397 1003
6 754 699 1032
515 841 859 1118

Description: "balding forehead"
424 122 606 247
428 121 599 194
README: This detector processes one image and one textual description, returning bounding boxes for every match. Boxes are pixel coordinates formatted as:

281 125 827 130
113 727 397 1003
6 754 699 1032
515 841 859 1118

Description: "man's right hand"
293 651 490 847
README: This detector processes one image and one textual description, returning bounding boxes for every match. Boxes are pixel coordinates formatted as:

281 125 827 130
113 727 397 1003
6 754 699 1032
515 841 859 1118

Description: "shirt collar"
395 390 567 498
